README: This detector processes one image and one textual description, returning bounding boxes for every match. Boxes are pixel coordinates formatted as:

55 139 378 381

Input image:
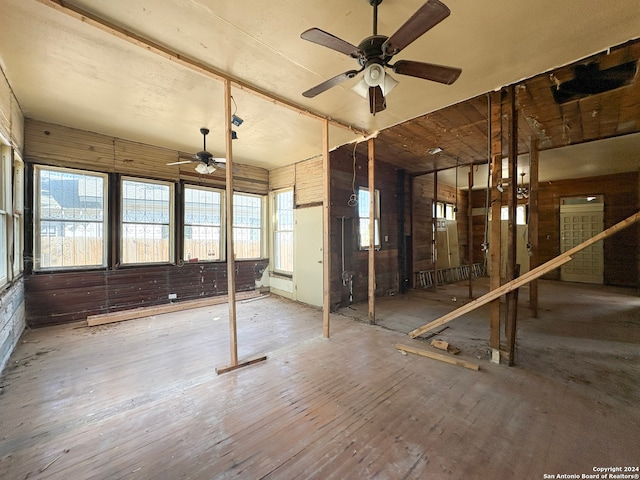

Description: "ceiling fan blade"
393 60 461 85
301 28 361 58
166 159 196 165
303 69 362 98
382 0 450 56
369 86 386 115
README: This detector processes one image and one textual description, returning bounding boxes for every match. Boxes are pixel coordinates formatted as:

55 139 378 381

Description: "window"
273 189 293 273
184 185 223 262
436 201 457 220
233 193 263 259
121 178 173 264
501 205 527 225
35 166 107 271
358 187 380 249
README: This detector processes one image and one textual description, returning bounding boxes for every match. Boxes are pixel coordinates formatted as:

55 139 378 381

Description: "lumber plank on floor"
86 290 259 326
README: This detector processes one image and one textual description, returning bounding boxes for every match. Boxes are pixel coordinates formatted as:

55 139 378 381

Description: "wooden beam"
224 79 238 368
489 91 503 351
408 210 640 338
394 344 480 371
467 167 474 299
505 85 518 365
368 138 376 324
529 138 540 317
432 170 438 289
86 291 261 326
322 119 331 338
36 0 365 136
215 354 268 375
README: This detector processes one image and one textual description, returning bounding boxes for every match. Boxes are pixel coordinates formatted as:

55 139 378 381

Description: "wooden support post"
322 119 331 338
529 138 539 317
408 210 640 338
468 167 474 299
224 79 238 368
368 138 376 324
216 80 266 374
489 91 503 353
505 85 519 366
432 170 438 290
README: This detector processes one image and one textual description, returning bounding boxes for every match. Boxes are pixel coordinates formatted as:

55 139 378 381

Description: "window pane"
122 179 172 264
36 167 106 270
274 190 294 272
358 188 380 249
184 187 222 261
233 193 262 259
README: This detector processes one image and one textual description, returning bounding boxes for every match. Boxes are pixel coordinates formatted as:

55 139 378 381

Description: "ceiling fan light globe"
207 164 217 174
195 162 209 174
364 64 385 87
381 73 399 96
352 78 370 98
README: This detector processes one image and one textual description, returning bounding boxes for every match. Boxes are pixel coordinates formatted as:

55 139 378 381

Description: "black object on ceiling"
551 60 637 104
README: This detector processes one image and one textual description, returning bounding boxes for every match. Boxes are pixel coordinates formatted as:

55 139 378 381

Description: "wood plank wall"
412 174 469 273
471 172 639 286
23 119 270 327
329 145 401 306
25 261 268 327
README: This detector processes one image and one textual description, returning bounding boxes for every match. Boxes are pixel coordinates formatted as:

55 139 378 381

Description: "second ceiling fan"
301 0 461 114
167 128 227 174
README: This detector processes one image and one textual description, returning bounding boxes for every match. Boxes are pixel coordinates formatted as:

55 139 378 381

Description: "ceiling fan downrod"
369 0 383 36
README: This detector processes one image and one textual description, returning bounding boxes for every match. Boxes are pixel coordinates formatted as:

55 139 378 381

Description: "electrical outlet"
168 293 177 300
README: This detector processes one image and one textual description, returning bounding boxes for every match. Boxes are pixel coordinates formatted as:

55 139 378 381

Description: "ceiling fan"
301 0 461 114
167 128 227 174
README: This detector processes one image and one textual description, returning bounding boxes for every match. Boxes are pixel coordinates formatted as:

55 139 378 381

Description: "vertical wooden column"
368 138 376 324
468 167 474 299
489 91 503 355
224 79 238 367
505 85 519 366
216 81 267 374
322 119 331 337
529 138 539 316
432 170 438 289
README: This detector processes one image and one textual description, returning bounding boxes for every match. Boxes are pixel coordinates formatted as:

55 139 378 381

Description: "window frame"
12 152 24 276
183 184 225 263
232 192 265 260
0 145 10 286
358 186 381 250
120 176 174 265
34 165 109 272
272 188 294 274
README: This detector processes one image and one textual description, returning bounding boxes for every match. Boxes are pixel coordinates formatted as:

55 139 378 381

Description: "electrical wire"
483 93 492 267
348 142 358 206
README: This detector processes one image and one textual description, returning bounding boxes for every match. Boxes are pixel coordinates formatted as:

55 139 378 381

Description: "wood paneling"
471 172 639 287
25 260 268 328
329 146 400 306
114 139 180 181
25 119 115 171
295 157 323 206
25 119 268 193
269 164 295 191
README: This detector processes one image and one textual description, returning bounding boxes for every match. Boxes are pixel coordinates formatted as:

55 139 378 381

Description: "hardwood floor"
0 283 638 479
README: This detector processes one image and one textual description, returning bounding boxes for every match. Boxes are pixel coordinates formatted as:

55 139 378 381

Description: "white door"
560 199 604 284
294 206 323 306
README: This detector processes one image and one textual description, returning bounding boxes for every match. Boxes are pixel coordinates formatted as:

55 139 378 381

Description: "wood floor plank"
1 284 638 479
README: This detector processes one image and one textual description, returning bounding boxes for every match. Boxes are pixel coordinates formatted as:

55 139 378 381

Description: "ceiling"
1 0 639 177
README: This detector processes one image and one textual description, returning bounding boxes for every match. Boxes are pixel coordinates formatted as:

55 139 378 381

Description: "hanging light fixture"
517 171 529 199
